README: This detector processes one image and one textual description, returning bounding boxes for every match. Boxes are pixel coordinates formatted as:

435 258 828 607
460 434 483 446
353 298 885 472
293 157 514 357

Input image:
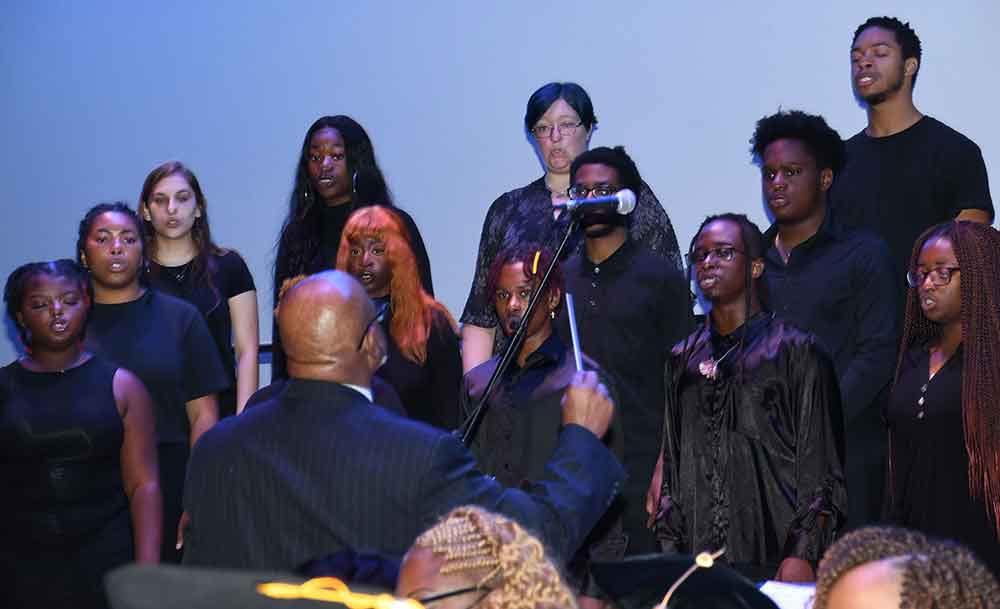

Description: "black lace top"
461 177 683 328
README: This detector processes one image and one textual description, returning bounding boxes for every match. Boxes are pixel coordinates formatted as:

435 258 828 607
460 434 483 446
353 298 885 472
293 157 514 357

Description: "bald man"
181 271 625 570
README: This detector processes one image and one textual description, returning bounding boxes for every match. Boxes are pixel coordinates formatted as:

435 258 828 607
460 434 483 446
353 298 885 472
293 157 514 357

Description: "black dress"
373 297 463 430
0 357 131 609
887 346 1000 574
148 249 256 417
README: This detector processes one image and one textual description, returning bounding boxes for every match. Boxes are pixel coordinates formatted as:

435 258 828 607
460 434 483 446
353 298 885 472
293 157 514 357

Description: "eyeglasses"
530 121 583 139
907 266 961 288
416 585 491 608
567 184 620 199
356 301 388 351
686 246 745 266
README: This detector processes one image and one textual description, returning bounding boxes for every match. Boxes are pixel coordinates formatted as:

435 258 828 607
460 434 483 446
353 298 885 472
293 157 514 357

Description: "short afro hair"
570 145 643 199
853 16 922 87
749 109 845 175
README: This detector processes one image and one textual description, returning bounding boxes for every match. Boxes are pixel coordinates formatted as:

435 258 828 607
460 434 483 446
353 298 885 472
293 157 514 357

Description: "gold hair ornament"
257 577 424 609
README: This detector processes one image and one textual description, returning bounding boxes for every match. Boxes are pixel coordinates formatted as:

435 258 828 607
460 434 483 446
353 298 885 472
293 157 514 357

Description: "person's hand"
775 557 815 582
175 511 190 551
561 370 614 439
646 453 665 527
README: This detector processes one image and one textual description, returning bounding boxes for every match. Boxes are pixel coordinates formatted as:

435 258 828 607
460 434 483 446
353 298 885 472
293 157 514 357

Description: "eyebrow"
852 41 894 52
95 227 136 235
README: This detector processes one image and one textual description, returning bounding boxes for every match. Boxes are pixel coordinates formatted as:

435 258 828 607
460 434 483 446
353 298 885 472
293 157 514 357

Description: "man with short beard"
555 146 692 556
830 16 993 289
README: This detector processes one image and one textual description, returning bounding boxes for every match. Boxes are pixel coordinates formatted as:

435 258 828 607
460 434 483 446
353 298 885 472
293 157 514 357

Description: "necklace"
699 343 739 381
167 263 190 283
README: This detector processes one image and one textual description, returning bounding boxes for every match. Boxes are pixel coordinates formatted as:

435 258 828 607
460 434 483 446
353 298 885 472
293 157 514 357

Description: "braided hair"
4 259 90 346
814 526 999 609
893 221 1000 538
413 506 577 609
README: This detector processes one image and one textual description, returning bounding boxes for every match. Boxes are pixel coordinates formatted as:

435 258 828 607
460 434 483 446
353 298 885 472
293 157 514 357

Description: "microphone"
554 189 637 215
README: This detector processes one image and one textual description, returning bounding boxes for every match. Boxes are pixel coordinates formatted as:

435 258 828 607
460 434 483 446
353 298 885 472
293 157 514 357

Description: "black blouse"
887 345 1000 574
461 177 682 328
655 315 847 578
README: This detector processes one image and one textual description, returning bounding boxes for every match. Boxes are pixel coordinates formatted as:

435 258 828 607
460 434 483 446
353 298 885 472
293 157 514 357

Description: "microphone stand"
459 216 581 446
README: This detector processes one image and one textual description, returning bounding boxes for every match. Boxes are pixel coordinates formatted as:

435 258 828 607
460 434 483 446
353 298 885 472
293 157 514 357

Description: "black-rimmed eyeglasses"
907 266 960 288
356 301 388 351
686 246 745 266
530 121 583 139
567 184 621 199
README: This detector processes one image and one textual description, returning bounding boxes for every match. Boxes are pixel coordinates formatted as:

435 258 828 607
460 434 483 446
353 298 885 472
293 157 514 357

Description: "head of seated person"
396 505 577 609
813 526 999 609
485 245 563 365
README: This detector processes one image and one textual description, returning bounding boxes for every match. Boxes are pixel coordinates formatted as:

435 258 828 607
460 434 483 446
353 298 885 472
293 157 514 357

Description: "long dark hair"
139 161 224 309
892 221 1000 538
273 116 394 305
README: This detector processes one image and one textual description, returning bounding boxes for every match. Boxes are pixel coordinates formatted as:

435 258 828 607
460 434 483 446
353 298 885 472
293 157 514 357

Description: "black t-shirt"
148 250 255 417
84 290 230 445
830 116 994 283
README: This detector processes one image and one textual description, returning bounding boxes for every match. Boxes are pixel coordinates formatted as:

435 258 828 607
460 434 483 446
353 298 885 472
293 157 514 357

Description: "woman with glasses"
272 116 434 380
886 220 1000 574
396 505 578 609
459 82 683 372
336 206 462 430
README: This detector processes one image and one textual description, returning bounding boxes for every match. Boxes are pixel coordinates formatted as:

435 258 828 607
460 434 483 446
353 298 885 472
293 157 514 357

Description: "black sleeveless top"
0 357 129 546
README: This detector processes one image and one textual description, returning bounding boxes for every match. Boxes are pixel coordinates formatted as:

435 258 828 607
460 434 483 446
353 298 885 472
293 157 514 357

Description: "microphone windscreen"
616 189 637 215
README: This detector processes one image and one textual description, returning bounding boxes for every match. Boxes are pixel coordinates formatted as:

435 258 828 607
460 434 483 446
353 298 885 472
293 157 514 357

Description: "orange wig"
336 206 457 365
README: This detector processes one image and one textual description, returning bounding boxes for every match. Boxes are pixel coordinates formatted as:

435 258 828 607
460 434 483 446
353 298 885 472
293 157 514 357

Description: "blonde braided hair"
414 506 578 609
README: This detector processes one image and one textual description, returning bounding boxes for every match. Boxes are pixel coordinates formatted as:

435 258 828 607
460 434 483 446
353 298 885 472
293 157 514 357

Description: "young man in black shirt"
751 109 899 529
556 146 692 554
830 16 993 285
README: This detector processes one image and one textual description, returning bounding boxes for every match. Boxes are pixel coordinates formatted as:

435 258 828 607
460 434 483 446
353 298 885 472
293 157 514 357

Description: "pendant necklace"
699 343 739 381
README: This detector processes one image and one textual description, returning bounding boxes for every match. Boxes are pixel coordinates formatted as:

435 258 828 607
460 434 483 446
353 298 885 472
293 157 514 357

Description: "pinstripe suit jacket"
181 378 624 570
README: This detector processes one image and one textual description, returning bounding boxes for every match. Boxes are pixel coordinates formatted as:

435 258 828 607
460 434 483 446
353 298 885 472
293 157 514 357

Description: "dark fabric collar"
512 332 565 373
763 208 844 255
578 237 636 274
709 311 775 354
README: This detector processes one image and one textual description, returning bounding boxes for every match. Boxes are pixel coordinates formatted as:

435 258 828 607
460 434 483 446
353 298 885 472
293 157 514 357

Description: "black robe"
655 314 847 579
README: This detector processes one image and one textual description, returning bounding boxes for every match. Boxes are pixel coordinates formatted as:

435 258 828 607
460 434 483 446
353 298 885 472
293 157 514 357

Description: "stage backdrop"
3 1 997 378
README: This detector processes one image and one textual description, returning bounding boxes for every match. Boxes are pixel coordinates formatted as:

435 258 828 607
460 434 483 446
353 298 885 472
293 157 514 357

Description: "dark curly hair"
570 145 643 201
814 526 999 609
749 109 845 174
4 259 90 346
853 16 923 87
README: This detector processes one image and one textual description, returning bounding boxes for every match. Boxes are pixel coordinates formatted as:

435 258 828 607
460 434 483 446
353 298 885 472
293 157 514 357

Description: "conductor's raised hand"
561 370 614 439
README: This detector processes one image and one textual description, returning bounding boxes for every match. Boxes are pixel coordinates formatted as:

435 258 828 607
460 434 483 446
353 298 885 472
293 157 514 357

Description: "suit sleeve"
416 424 625 563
